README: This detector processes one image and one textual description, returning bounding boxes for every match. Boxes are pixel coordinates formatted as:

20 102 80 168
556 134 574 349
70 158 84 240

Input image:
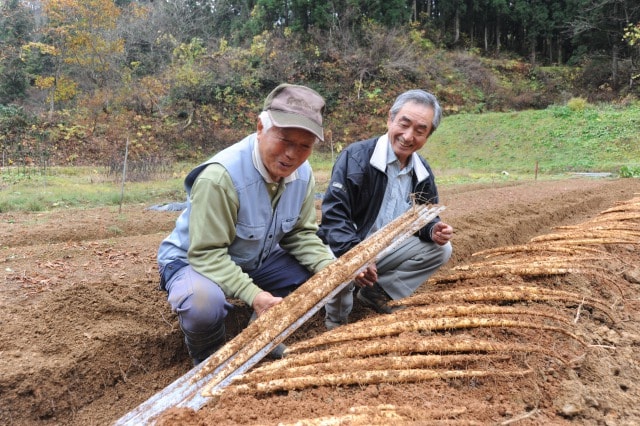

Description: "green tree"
513 0 549 64
209 0 257 39
624 22 640 87
240 0 411 39
363 0 410 27
545 0 572 64
435 0 468 45
0 0 34 103
570 0 640 87
476 0 512 53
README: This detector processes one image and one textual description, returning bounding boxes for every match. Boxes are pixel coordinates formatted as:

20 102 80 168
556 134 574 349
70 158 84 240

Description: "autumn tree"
24 0 124 116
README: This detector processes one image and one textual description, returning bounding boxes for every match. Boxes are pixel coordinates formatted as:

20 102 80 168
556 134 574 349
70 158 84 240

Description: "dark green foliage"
0 0 34 103
569 0 640 88
0 104 29 133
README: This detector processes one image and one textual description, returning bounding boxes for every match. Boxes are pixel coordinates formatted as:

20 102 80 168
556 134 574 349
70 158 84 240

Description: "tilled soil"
1 176 639 425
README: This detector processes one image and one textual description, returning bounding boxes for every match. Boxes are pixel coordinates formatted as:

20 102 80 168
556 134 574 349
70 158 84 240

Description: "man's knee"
177 278 228 333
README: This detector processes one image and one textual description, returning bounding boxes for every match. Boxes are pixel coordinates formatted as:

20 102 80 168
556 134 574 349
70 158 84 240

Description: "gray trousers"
161 246 311 361
163 247 311 335
324 236 452 323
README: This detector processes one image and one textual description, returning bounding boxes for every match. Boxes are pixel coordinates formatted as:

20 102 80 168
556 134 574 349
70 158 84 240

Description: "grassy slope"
424 104 640 181
2 103 639 212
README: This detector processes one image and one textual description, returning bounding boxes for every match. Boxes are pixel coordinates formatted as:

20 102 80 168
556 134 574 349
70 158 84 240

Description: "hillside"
3 42 637 173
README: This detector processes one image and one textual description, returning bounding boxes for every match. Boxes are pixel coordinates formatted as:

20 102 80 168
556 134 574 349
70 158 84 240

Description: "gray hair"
259 110 273 132
389 90 442 134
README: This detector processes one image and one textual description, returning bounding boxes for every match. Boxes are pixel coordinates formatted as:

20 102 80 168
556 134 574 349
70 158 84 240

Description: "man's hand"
252 291 283 317
354 263 378 287
431 222 453 246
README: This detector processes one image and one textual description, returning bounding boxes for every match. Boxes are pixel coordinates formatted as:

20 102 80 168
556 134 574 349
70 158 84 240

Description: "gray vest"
157 134 311 272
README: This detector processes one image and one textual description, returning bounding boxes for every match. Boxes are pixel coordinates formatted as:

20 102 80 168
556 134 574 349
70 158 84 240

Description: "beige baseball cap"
263 84 325 141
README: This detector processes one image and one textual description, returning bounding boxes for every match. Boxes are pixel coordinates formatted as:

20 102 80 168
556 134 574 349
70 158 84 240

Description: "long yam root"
389 285 615 322
217 368 533 396
452 256 605 270
195 205 444 390
330 304 573 331
290 316 587 351
276 405 473 426
472 244 605 258
430 266 601 283
235 354 511 384
588 212 640 223
530 231 640 243
282 337 569 366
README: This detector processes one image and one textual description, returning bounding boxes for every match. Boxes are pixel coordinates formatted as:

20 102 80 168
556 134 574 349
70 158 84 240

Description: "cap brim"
268 110 324 142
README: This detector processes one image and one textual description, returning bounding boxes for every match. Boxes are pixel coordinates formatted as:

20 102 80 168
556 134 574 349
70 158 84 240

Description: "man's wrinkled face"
257 123 316 181
387 101 434 166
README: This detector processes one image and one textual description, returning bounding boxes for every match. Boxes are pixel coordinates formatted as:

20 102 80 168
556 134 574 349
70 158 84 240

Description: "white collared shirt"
368 135 415 236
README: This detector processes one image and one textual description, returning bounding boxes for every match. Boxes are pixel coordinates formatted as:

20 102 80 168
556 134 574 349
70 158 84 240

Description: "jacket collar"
370 134 430 182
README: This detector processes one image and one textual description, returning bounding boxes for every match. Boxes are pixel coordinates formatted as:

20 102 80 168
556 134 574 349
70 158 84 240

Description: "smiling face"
386 101 435 167
257 120 316 181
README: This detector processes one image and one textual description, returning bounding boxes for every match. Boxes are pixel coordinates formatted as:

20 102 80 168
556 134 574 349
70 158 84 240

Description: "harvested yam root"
214 332 573 398
218 368 533 396
332 304 573 330
275 337 570 367
432 265 606 282
472 244 606 258
452 255 605 269
530 231 640 243
598 205 640 215
277 405 474 426
290 315 587 351
237 353 511 383
553 223 640 232
589 212 640 223
463 254 600 264
201 196 638 401
391 285 615 322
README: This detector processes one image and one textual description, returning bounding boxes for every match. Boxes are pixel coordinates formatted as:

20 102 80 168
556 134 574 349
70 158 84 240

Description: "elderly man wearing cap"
157 84 334 365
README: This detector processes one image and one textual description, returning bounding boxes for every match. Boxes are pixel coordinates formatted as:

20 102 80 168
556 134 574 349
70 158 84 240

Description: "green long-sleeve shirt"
187 163 334 307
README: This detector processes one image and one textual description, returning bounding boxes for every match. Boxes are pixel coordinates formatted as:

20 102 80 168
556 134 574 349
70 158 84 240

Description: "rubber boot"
183 322 226 366
249 312 287 359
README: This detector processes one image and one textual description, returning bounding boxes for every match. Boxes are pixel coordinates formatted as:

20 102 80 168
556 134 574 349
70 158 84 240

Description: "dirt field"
1 176 639 425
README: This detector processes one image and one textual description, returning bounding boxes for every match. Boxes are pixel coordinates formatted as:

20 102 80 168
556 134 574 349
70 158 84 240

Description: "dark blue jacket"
318 136 441 257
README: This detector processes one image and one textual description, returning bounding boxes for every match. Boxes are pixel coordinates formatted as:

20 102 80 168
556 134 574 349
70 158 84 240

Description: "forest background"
1 0 639 181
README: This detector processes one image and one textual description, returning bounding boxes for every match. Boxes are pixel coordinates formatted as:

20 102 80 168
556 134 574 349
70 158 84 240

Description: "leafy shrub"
619 165 640 178
0 104 29 131
567 97 588 111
